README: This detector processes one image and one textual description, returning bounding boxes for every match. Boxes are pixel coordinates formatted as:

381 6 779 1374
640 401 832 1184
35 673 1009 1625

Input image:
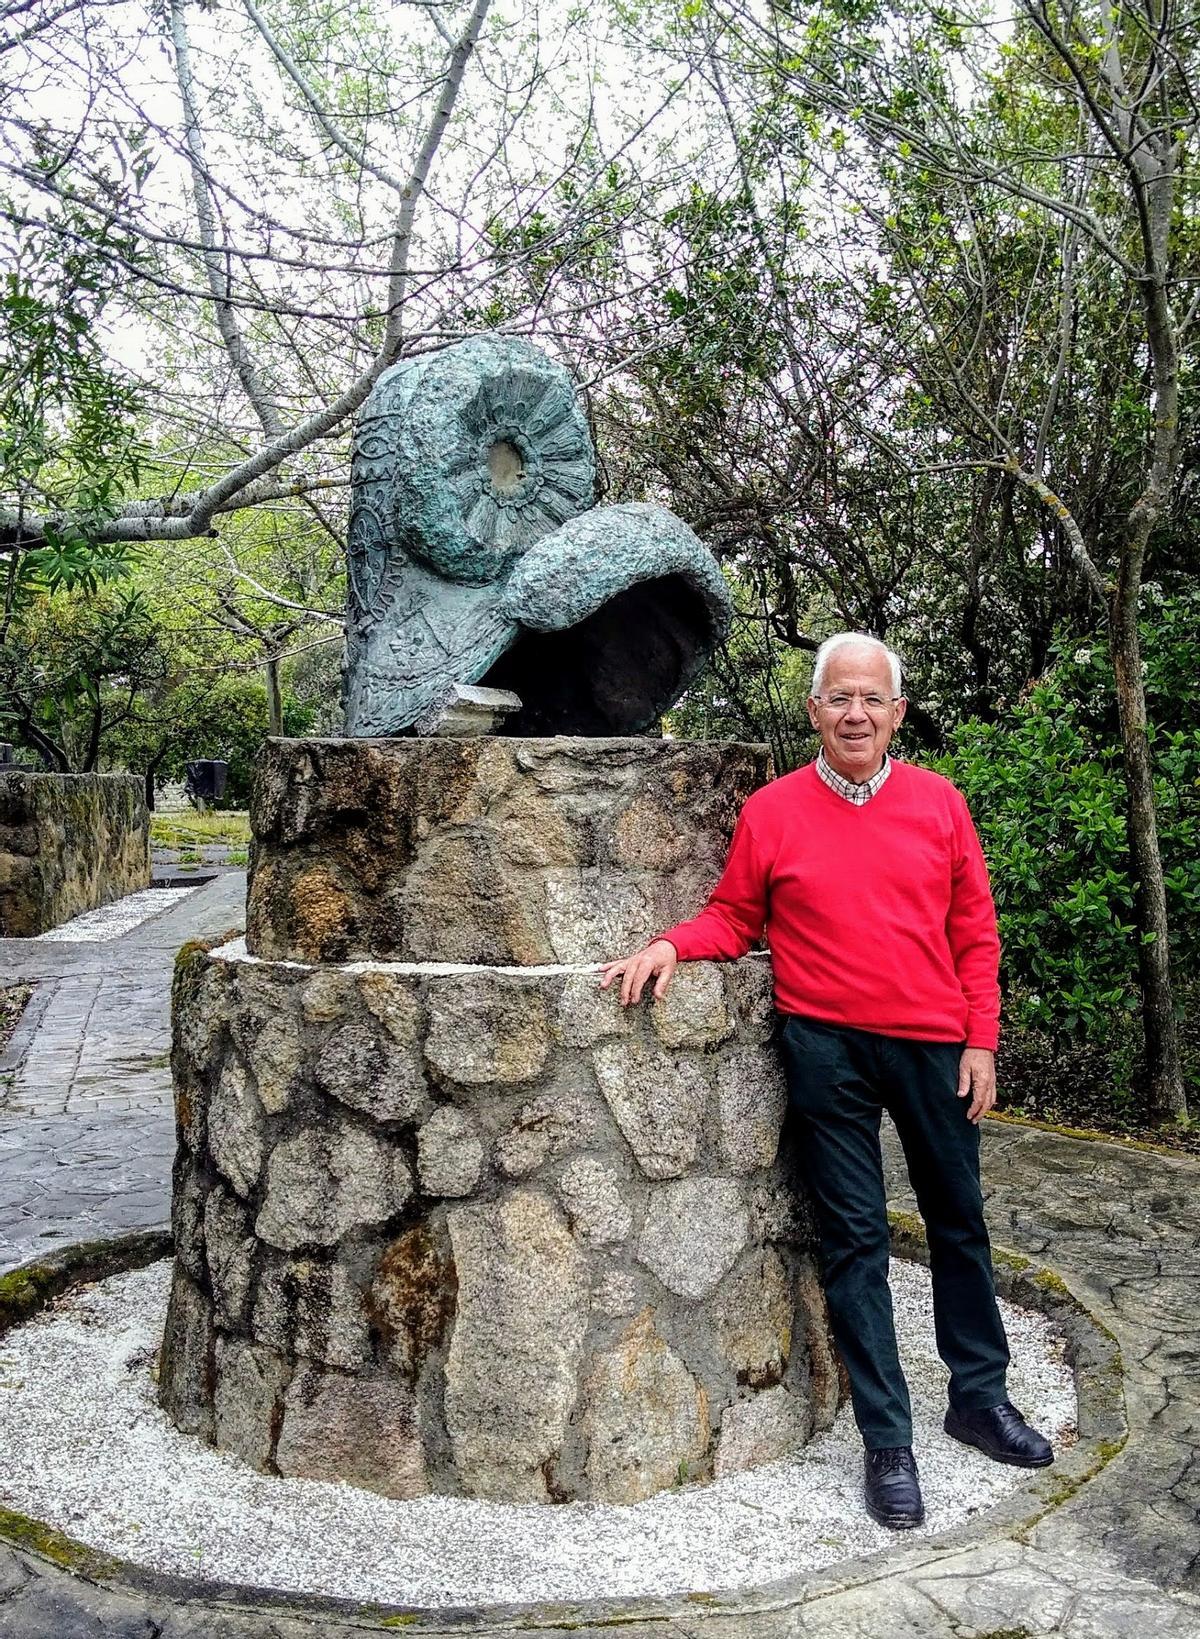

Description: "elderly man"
600 632 1052 1530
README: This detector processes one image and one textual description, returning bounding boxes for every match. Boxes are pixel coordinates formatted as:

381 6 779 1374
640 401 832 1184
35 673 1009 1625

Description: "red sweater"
660 760 1001 1049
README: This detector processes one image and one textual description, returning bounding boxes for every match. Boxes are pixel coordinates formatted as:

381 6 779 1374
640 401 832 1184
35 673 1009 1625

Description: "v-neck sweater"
660 760 1001 1049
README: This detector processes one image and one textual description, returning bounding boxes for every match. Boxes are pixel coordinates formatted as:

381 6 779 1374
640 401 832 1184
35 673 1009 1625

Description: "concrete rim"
0 1221 1125 1633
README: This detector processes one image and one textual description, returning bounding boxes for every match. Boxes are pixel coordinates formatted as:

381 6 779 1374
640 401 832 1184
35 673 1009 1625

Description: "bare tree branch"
169 0 285 438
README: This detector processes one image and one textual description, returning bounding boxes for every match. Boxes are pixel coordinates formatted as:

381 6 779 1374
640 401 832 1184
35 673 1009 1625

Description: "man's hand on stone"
598 939 679 1006
958 1048 997 1123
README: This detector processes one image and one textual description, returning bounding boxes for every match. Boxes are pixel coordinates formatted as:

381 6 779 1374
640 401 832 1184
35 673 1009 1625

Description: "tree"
0 202 146 605
105 671 316 807
936 583 1200 1111
0 587 166 771
1 0 708 571
699 0 1200 1120
528 98 1094 757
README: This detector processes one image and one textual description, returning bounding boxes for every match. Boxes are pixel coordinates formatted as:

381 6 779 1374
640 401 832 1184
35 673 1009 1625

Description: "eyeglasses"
812 692 902 712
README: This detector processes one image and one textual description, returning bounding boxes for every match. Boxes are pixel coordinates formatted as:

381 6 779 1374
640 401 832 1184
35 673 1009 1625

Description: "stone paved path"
0 872 245 1271
0 888 1198 1636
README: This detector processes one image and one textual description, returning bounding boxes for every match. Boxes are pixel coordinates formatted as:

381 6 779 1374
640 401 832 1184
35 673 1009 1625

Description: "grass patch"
0 1262 60 1323
151 811 251 849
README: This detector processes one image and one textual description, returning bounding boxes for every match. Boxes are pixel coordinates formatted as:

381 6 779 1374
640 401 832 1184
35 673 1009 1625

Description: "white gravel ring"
0 1258 1076 1608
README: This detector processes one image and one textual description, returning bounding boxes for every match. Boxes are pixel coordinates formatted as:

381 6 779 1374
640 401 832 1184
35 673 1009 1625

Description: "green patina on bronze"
343 333 732 737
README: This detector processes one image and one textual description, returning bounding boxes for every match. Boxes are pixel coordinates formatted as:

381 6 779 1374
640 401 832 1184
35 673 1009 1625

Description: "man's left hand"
957 1048 996 1123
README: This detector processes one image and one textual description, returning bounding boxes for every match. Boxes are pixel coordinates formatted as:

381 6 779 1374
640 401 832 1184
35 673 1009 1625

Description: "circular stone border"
0 1222 1127 1633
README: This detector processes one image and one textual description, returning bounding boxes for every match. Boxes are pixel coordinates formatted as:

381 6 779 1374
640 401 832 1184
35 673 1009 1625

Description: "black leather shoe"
945 1401 1054 1467
863 1445 925 1529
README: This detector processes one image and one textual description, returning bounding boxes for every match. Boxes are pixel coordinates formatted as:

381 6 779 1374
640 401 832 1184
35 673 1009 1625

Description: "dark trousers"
778 1014 1010 1449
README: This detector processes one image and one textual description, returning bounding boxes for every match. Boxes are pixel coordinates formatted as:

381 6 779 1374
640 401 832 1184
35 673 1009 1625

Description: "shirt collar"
815 748 892 805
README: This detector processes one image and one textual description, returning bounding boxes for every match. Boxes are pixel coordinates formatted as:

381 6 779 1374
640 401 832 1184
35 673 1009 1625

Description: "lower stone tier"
161 939 839 1505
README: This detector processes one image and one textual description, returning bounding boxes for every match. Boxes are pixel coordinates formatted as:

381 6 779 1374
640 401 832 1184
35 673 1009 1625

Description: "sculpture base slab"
245 735 773 966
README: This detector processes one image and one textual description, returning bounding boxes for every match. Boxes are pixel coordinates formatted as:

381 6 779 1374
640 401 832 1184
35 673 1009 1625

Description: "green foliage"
106 674 315 805
0 587 166 770
0 581 315 794
168 676 315 804
934 588 1200 1059
1 187 149 599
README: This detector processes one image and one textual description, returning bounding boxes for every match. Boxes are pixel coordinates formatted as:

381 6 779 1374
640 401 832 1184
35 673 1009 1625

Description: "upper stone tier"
246 736 772 966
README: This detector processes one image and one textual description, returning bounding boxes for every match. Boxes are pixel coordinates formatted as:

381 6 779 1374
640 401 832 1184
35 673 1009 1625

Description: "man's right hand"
598 939 679 1007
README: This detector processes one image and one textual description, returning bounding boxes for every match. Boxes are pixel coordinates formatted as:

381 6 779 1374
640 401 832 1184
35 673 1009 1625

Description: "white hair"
811 632 903 697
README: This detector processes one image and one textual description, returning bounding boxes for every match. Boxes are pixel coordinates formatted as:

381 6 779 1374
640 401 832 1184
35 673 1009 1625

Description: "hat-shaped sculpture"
342 334 732 736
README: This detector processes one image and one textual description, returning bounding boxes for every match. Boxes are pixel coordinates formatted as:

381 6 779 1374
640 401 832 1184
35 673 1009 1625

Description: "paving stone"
0 1543 29 1599
0 1583 163 1637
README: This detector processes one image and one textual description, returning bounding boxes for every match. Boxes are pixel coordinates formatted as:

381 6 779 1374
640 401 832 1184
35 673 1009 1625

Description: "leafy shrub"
934 586 1200 1091
105 673 314 806
165 676 314 805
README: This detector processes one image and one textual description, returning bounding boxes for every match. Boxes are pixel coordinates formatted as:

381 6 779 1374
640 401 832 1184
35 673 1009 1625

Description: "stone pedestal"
161 738 836 1503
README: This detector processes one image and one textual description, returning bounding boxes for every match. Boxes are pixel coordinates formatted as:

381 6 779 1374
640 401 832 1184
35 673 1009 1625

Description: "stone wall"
0 772 150 937
162 940 836 1504
245 737 772 964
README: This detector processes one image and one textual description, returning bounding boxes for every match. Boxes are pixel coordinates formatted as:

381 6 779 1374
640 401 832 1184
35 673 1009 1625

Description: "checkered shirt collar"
815 748 892 805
